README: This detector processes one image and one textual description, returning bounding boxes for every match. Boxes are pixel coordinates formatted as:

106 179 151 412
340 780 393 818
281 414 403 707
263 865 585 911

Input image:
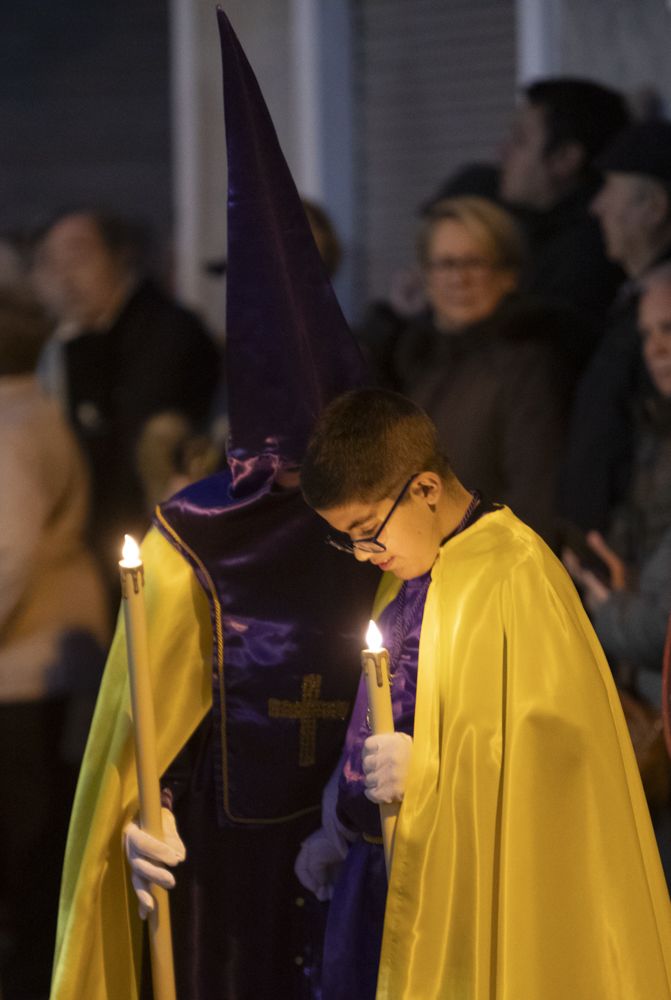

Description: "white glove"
362 732 413 804
294 826 349 902
294 755 358 902
123 807 186 919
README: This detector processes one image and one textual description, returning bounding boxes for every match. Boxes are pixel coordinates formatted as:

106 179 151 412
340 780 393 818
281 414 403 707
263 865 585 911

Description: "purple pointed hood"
217 8 367 493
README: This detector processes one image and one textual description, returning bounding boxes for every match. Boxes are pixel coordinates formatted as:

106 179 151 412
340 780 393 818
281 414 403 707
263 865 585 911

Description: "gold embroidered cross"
268 674 349 767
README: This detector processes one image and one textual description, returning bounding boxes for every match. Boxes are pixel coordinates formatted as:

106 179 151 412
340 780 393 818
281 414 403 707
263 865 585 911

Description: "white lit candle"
362 619 400 876
120 535 176 1000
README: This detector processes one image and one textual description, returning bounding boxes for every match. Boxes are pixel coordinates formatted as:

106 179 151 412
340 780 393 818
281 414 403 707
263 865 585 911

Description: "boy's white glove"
294 755 355 901
362 732 413 804
123 807 186 919
294 826 349 901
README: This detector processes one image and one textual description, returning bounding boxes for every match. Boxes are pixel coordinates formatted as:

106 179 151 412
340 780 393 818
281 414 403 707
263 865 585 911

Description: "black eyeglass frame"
325 473 420 554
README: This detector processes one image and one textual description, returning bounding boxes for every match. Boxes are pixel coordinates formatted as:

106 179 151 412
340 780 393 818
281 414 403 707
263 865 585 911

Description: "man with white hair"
564 262 671 880
566 261 671 680
561 121 671 533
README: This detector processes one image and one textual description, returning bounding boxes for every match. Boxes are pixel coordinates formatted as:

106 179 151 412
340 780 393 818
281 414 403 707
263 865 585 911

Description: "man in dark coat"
32 211 220 587
500 77 628 369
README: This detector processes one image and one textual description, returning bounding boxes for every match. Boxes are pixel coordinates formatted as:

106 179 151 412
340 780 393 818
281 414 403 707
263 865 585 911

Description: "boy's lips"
375 556 395 572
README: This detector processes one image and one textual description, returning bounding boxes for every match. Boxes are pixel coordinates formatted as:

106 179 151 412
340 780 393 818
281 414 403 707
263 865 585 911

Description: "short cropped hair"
301 388 453 510
526 78 630 164
0 289 51 375
416 195 525 272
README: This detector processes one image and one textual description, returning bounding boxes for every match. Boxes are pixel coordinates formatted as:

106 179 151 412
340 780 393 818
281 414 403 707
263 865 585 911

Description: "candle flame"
366 619 384 651
121 534 141 567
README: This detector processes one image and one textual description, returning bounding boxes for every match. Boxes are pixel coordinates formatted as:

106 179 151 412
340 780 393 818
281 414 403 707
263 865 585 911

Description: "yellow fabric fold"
51 527 212 1000
377 507 671 999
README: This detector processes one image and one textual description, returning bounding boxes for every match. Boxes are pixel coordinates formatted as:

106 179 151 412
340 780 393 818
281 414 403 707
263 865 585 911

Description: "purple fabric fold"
336 573 430 839
157 473 379 826
319 573 429 1000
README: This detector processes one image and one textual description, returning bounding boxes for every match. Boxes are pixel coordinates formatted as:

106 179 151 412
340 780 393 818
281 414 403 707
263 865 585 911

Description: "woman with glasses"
392 195 572 545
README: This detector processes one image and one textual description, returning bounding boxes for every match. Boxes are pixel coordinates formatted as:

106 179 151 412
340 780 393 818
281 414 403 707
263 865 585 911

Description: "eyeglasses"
424 255 495 276
326 474 419 554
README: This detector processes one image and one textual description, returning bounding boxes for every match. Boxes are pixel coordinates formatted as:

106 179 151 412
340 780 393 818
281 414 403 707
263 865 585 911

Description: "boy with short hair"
298 387 671 999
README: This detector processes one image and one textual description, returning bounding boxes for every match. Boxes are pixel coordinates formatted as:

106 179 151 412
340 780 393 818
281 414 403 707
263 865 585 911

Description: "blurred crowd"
3 75 671 997
357 83 671 750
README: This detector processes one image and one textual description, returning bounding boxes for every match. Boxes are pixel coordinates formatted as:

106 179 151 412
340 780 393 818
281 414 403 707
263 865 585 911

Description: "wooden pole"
120 537 177 1000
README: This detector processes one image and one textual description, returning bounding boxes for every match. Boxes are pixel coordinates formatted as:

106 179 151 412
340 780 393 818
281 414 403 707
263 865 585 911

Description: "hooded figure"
50 10 377 999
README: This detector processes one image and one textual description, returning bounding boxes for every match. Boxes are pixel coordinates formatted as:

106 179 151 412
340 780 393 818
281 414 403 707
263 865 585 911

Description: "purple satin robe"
322 573 430 1000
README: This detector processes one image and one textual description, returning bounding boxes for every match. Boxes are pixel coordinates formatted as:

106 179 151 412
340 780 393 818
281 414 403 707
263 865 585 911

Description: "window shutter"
351 0 516 307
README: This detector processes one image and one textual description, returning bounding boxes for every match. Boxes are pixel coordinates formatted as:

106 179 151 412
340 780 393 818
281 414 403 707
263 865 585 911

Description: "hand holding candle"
361 620 400 876
120 535 176 1000
362 732 412 805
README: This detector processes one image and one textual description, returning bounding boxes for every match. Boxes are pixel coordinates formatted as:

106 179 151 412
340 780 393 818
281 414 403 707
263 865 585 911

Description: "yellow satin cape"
50 527 212 1000
377 507 671 1000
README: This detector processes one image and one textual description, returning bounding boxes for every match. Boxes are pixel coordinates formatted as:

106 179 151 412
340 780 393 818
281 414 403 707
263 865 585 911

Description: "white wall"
169 0 356 331
559 0 671 113
515 0 562 82
516 0 671 111
169 0 298 333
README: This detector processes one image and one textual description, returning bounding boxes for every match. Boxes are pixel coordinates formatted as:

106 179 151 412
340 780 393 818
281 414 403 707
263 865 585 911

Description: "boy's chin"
376 551 433 580
392 563 429 581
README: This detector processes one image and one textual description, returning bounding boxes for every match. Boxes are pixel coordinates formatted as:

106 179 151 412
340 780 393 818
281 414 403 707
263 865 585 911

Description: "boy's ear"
415 472 442 504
